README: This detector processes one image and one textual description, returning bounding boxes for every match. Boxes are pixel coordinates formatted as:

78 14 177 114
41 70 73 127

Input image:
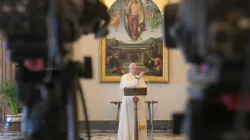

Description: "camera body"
164 0 250 64
164 1 250 139
0 0 109 62
0 0 49 61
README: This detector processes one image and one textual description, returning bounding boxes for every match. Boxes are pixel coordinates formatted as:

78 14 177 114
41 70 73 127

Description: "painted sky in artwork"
107 0 163 44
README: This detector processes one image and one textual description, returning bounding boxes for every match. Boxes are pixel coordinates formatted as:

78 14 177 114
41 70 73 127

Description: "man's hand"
138 72 144 79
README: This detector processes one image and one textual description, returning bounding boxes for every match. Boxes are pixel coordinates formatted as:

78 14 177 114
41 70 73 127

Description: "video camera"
0 0 110 140
164 0 250 140
0 0 109 62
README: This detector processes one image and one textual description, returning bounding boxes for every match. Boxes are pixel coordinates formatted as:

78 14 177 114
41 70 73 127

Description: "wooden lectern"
124 87 147 140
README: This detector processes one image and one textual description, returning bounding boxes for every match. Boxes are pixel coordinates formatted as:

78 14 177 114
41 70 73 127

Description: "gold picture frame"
100 0 169 83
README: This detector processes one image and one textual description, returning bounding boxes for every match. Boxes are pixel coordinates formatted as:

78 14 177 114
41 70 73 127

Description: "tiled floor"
0 131 183 140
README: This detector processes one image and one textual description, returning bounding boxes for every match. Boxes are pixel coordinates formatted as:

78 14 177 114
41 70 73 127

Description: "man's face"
129 64 137 75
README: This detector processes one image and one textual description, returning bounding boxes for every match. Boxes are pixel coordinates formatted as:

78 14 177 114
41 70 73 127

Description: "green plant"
1 81 18 115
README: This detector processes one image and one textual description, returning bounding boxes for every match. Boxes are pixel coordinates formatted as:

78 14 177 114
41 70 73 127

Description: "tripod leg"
76 79 91 140
66 80 80 140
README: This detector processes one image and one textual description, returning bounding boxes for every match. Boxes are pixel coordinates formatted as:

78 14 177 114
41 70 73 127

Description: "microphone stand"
145 80 154 140
133 90 139 140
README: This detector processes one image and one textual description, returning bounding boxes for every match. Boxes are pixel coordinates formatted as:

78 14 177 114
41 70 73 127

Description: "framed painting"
100 0 169 83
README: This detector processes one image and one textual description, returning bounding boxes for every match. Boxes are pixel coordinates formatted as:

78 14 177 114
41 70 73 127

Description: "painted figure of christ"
125 0 146 41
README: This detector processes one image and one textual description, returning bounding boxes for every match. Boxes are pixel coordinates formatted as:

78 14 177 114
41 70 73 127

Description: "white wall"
74 0 187 121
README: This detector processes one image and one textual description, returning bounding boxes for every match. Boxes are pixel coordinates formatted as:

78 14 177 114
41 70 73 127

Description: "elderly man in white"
117 63 147 140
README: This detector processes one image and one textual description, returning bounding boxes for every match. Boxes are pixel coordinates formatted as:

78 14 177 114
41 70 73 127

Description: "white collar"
129 72 138 79
129 72 136 76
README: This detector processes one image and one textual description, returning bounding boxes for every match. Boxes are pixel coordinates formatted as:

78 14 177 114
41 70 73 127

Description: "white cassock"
117 73 147 140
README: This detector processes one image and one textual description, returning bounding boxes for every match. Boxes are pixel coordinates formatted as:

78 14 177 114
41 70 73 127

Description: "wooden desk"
0 99 22 136
0 101 10 125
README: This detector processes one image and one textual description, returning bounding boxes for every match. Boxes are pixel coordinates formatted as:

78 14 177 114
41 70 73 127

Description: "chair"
0 101 22 136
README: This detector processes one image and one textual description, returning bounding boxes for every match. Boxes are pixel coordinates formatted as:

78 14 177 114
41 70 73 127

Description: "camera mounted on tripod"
0 0 110 140
164 1 250 139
